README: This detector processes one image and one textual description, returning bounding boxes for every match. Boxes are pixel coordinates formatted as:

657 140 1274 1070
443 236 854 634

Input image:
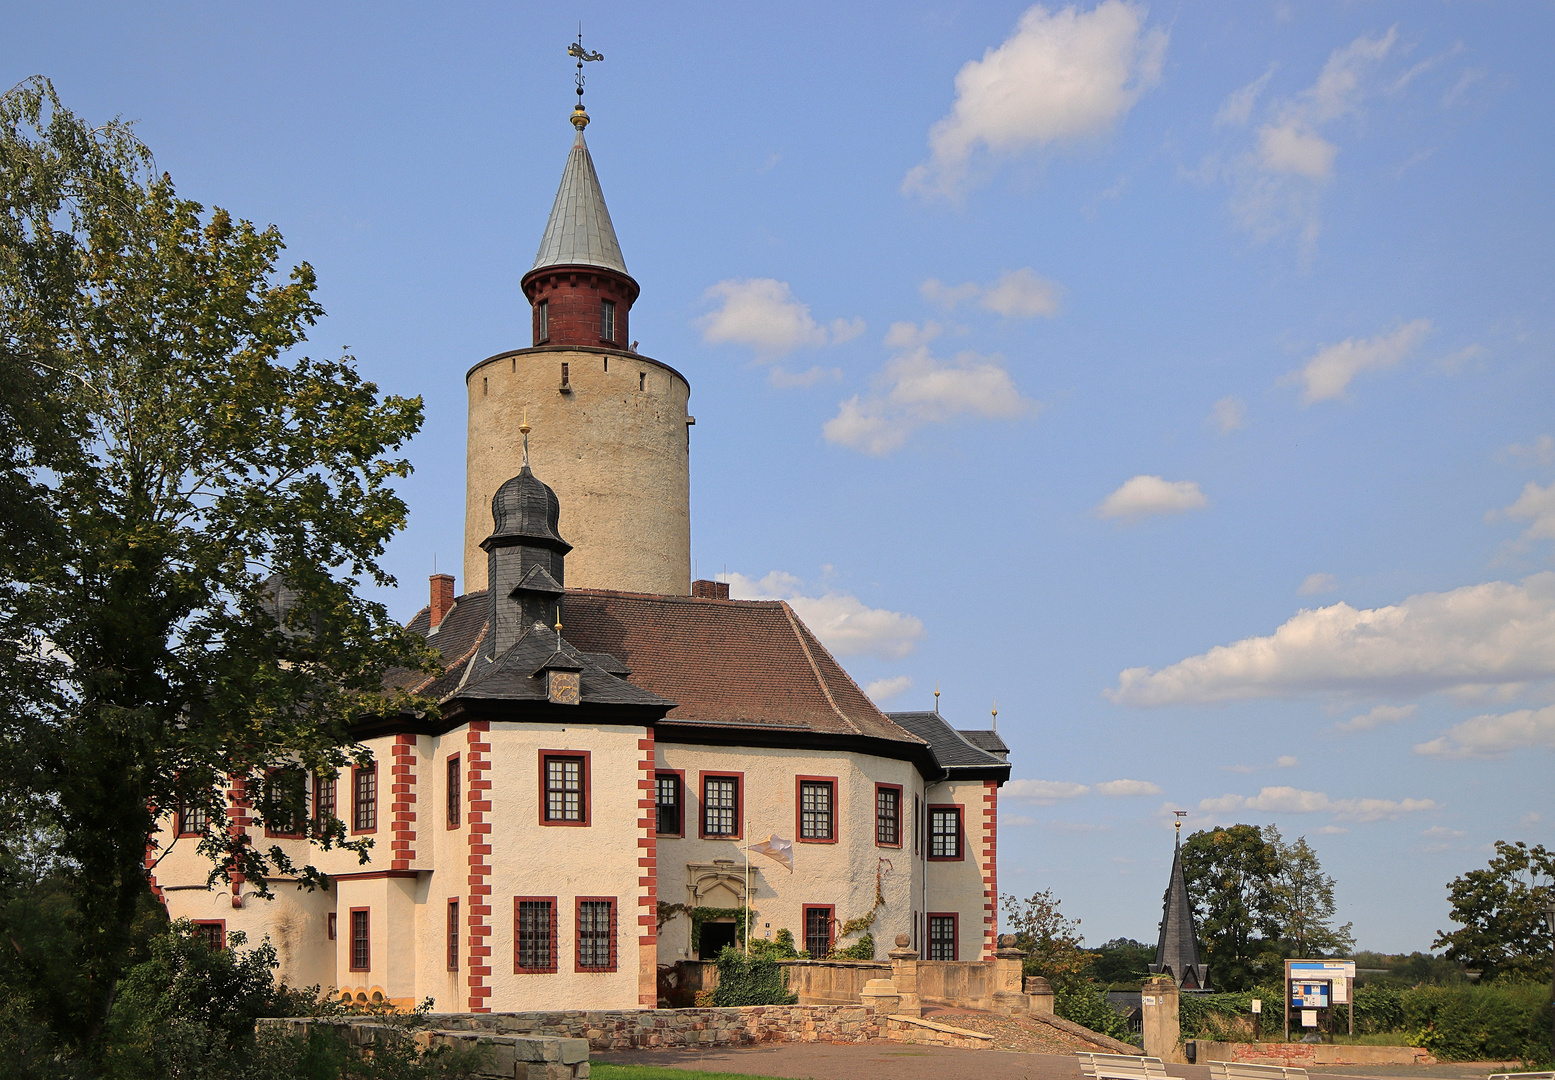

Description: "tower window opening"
536 299 549 344
638 371 645 391
600 299 616 343
560 362 570 390
482 377 488 396
603 357 608 372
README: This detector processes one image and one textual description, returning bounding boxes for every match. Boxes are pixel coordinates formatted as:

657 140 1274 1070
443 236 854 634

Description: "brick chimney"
429 573 456 630
692 579 730 600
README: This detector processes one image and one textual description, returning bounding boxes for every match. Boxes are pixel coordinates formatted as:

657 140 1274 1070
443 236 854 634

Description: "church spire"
1150 817 1209 990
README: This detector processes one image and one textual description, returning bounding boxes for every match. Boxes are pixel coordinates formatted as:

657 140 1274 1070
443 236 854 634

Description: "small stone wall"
779 960 892 1006
1193 1041 1438 1067
257 1018 590 1080
916 959 996 1011
420 1005 885 1050
882 1015 995 1050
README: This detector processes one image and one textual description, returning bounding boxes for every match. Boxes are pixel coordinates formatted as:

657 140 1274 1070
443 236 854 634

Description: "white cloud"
1224 29 1398 252
1315 825 1350 835
1441 68 1486 109
1001 813 1039 827
768 366 842 388
1423 826 1466 839
1276 755 1300 768
1494 481 1555 542
1095 779 1163 796
698 279 862 360
1298 572 1338 596
1414 703 1555 759
884 320 943 350
904 1 1167 199
1286 319 1432 404
1210 396 1247 433
1097 475 1209 522
1197 786 1437 823
1109 572 1555 706
1335 703 1417 733
865 675 914 703
824 333 1034 456
920 269 1063 319
980 269 1063 318
722 571 925 660
1005 779 1091 804
1216 65 1278 128
1502 435 1555 467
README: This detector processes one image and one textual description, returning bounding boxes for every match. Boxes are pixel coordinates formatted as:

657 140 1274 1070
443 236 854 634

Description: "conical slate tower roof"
1151 828 1209 990
531 121 628 276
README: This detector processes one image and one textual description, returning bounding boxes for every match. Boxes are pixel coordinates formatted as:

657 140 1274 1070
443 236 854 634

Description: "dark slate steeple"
1151 821 1209 990
481 425 572 657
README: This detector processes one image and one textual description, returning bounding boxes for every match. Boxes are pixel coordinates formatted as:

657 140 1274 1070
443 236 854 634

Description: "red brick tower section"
389 734 418 870
465 722 493 1011
636 730 658 1005
226 775 252 909
981 781 999 959
521 265 638 350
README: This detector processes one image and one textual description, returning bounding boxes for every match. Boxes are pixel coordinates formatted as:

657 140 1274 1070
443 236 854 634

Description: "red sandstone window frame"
313 772 337 832
928 804 964 862
352 762 377 835
655 769 685 837
538 750 591 826
193 919 225 950
515 896 559 974
447 898 459 971
262 766 307 839
446 754 461 830
574 896 618 973
349 907 370 971
803 905 835 959
698 771 743 840
928 912 958 960
795 775 838 844
875 783 903 848
176 794 208 838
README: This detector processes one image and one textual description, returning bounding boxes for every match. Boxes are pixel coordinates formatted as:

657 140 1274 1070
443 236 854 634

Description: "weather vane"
568 26 603 110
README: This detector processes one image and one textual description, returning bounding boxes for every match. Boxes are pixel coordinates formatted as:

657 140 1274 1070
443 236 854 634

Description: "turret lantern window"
600 299 615 342
537 299 549 343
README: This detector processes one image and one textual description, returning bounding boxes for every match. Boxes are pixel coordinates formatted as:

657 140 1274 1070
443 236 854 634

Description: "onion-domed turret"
485 466 572 555
482 423 574 657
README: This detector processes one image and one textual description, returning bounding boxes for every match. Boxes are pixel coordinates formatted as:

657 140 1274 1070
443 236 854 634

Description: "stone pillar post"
860 978 901 1017
992 934 1032 1017
888 933 921 1018
1023 975 1055 1015
1141 975 1184 1064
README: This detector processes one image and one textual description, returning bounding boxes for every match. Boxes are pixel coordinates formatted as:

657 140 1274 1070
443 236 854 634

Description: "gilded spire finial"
934 681 940 714
555 606 563 650
520 406 531 468
567 26 603 128
991 699 998 729
1174 809 1187 836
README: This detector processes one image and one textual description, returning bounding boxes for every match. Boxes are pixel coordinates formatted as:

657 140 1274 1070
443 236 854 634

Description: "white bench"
1488 1073 1554 1080
1076 1051 1170 1080
1208 1061 1310 1080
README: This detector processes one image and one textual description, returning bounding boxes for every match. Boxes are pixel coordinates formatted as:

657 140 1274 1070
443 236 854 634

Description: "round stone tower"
464 105 692 596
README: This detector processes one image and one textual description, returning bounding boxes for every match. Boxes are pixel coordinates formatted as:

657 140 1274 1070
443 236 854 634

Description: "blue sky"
8 2 1553 954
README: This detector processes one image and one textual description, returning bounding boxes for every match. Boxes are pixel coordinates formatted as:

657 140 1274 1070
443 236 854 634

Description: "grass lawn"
591 1065 790 1080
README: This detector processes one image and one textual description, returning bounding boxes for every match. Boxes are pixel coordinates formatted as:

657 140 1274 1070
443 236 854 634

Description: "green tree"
1265 824 1355 957
1002 888 1093 988
1091 938 1156 985
0 76 432 1062
1181 824 1282 989
1433 840 1555 982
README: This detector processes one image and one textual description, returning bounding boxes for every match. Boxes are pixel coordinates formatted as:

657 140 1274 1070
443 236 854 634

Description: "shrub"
831 933 875 960
1178 986 1282 1040
748 928 802 960
712 946 798 1006
1401 982 1550 1063
1056 983 1138 1046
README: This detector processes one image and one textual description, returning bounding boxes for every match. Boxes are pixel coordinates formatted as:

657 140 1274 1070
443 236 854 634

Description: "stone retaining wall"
1193 1041 1438 1067
257 1018 590 1080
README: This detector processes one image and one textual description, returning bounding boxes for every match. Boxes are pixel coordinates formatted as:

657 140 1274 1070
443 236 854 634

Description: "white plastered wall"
654 743 926 963
923 778 996 961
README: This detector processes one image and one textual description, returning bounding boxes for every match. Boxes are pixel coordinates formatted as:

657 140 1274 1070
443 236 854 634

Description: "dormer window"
600 299 616 343
536 299 549 344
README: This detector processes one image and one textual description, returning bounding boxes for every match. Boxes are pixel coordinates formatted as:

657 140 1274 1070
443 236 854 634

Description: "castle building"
154 99 1010 1013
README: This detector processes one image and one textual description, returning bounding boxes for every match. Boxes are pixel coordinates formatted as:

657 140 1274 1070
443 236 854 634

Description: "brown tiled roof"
394 588 924 747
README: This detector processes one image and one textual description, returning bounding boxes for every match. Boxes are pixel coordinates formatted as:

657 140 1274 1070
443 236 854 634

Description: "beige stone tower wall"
465 344 691 596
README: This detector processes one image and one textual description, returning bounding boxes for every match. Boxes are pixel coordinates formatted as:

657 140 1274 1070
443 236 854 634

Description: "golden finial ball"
571 105 590 130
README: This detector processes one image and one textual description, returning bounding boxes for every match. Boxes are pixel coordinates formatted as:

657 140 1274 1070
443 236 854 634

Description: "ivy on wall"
656 903 757 950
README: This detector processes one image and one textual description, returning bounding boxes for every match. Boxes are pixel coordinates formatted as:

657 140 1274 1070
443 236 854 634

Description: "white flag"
750 834 793 872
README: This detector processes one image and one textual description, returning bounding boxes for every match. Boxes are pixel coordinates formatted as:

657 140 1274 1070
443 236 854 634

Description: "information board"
1291 981 1329 1008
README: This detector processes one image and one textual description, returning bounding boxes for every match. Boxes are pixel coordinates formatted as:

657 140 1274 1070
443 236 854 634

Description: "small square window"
929 806 961 860
447 900 459 971
350 908 370 971
576 898 616 971
655 772 683 836
193 921 225 950
799 779 834 841
516 897 557 973
542 754 587 823
702 775 739 837
177 797 208 837
353 764 377 833
804 906 833 959
446 755 461 829
876 785 901 847
929 913 958 960
314 774 336 829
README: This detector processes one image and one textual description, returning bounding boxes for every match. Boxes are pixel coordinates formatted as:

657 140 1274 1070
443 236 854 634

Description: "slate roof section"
1151 831 1210 990
959 729 1009 759
453 621 670 709
531 127 629 276
888 711 1012 779
394 588 924 747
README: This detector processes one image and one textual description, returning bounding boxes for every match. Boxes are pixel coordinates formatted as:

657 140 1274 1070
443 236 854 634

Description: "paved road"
595 1044 1213 1080
595 1045 1526 1080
